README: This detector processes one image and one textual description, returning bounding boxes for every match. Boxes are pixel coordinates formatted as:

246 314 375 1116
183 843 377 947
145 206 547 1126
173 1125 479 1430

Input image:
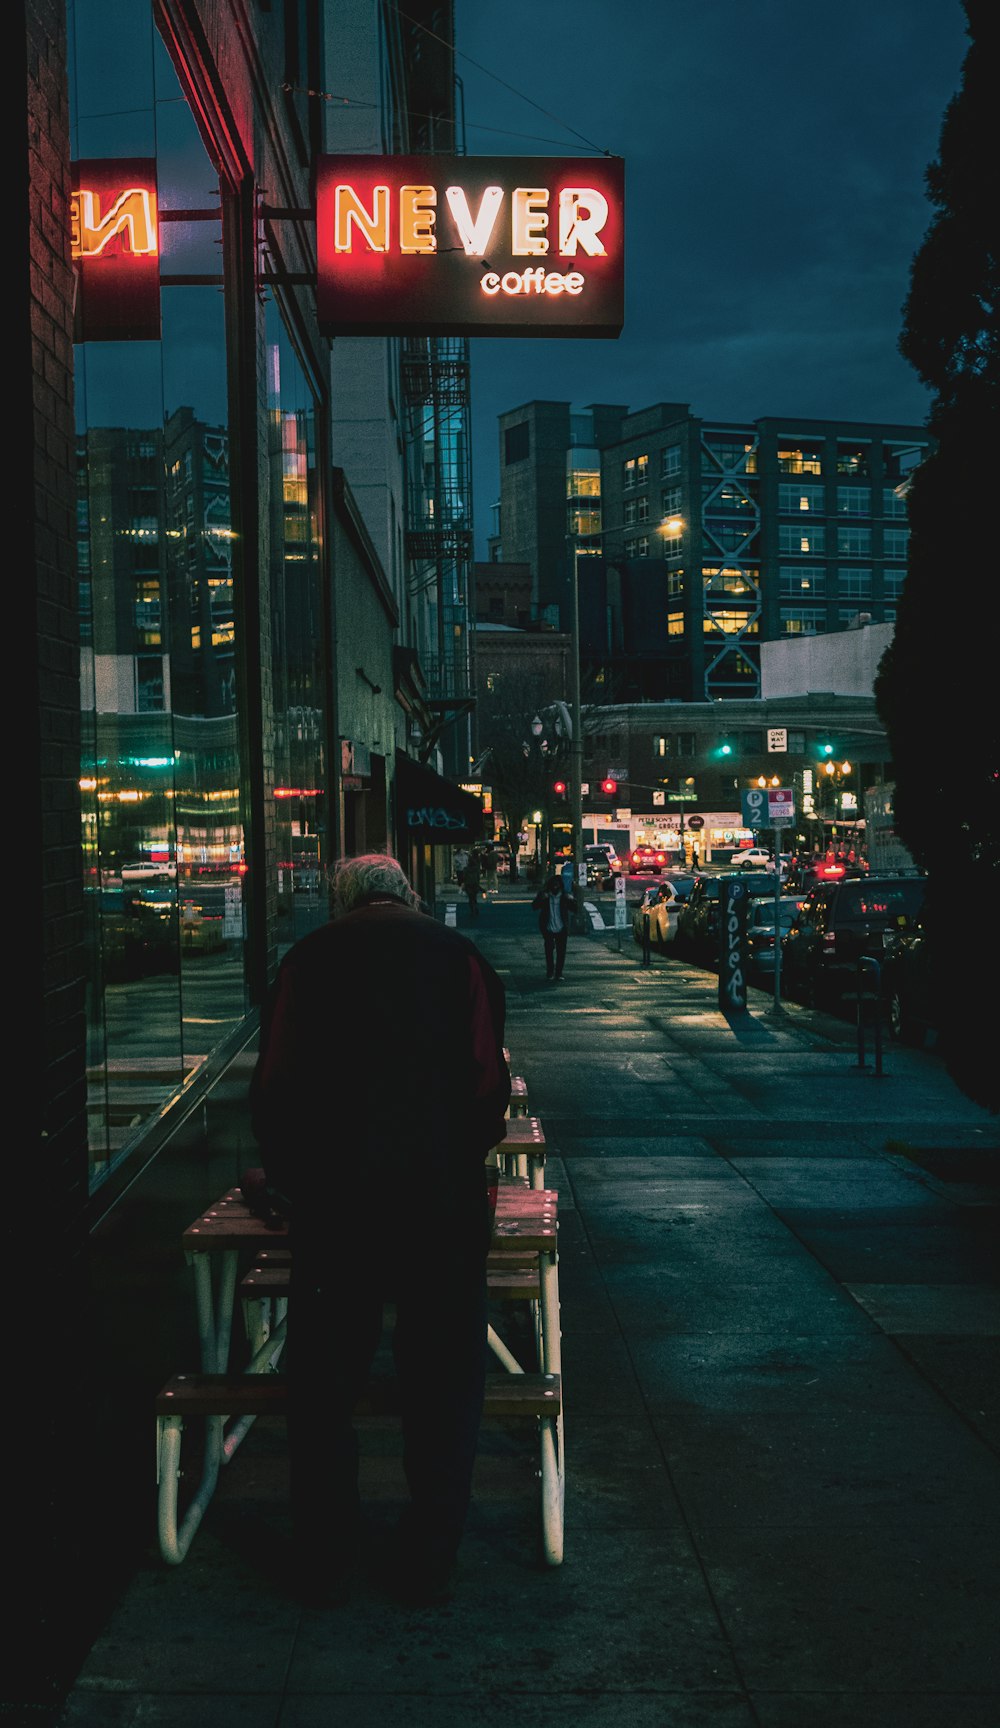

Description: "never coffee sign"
316 154 624 337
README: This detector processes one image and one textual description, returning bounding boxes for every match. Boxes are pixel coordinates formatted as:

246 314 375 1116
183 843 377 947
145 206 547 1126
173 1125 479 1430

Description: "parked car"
630 843 673 873
96 885 179 982
746 894 807 978
674 871 778 962
734 847 774 870
881 904 935 1046
781 873 928 1008
120 858 177 881
631 874 696 950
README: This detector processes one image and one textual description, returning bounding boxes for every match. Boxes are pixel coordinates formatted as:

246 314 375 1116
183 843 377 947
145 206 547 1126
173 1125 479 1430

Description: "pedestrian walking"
462 849 482 918
532 872 573 981
249 853 510 1607
453 845 469 886
483 845 499 896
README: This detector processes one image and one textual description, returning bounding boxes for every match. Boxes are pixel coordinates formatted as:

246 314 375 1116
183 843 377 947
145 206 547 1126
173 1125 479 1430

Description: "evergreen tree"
874 0 999 1109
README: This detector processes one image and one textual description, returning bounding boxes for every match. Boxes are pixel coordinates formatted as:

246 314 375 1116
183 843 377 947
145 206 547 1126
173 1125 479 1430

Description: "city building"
494 399 930 702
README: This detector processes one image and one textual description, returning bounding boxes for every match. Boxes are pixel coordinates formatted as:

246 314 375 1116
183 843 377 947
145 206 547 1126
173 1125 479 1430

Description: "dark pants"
287 1223 489 1572
543 929 568 978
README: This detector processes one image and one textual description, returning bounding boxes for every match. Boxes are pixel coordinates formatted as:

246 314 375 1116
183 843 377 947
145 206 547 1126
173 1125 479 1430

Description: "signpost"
614 874 628 950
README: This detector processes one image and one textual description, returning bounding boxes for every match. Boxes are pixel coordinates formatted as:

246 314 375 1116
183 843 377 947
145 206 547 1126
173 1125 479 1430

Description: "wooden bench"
497 1115 546 1188
155 1369 562 1569
506 1075 529 1117
162 1178 564 1569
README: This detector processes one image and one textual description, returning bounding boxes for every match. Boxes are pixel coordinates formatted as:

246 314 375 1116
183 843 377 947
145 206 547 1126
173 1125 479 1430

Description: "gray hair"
330 852 419 914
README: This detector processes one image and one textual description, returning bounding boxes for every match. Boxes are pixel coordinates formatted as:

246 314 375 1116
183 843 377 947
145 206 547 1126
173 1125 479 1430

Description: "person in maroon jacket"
250 853 510 1606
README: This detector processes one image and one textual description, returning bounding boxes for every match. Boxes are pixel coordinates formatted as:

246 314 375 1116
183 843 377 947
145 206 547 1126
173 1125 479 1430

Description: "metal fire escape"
700 429 762 700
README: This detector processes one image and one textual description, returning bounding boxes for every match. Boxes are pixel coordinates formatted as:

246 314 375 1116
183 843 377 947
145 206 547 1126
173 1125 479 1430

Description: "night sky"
454 0 970 554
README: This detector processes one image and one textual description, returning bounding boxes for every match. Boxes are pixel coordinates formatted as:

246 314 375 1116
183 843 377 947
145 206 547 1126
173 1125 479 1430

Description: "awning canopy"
394 750 483 844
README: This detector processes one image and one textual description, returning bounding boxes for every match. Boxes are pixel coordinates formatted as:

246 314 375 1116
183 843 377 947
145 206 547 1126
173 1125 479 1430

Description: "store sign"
316 154 624 337
71 159 161 342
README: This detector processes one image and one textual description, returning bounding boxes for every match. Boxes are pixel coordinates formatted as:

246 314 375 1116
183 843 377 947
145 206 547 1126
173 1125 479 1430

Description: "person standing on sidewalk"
453 844 469 887
532 872 572 980
462 849 482 918
249 852 510 1606
483 844 499 897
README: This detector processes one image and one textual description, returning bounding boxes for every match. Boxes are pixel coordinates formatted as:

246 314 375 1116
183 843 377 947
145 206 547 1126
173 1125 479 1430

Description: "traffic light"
817 740 835 759
600 777 617 796
714 738 734 759
552 779 567 798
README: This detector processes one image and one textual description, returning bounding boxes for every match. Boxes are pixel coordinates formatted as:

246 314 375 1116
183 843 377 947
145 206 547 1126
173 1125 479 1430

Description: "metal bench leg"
539 1413 564 1566
487 1322 525 1374
157 1410 224 1565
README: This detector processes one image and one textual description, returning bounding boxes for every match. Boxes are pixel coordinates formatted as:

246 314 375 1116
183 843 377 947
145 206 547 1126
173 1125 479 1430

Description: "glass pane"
71 8 246 1184
265 296 327 954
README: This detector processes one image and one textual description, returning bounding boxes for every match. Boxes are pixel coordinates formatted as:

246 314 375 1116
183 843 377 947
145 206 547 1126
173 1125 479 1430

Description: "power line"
389 3 614 156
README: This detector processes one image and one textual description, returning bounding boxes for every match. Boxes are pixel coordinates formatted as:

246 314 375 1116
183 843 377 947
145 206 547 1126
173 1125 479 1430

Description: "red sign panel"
71 158 161 342
316 154 624 338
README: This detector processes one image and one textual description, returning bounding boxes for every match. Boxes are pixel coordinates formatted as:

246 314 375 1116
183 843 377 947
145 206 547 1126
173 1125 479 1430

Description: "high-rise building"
496 400 930 703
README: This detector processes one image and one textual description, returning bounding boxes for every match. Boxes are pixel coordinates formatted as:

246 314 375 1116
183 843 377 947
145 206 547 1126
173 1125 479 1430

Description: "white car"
734 847 774 870
120 860 177 881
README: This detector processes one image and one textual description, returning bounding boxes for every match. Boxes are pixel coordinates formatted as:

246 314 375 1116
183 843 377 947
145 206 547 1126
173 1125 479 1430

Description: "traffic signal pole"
569 548 584 932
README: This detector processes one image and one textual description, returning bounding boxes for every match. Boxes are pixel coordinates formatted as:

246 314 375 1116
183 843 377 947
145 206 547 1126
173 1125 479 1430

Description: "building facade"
19 0 479 1707
495 399 930 703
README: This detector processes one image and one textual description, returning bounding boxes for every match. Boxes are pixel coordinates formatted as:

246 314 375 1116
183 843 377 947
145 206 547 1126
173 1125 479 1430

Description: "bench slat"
156 1371 560 1421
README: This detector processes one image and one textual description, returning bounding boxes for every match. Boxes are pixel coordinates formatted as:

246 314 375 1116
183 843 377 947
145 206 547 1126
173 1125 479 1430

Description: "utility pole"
569 548 584 932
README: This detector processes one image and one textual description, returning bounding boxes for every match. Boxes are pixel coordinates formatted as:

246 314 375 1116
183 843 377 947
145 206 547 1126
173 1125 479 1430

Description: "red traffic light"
601 778 617 795
553 779 567 796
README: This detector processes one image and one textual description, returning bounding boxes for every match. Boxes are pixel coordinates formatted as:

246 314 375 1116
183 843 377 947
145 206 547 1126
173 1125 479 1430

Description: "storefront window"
71 7 247 1180
265 296 326 955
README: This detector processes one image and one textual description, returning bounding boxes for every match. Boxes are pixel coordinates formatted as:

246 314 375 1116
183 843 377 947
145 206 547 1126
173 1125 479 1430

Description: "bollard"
855 955 885 1078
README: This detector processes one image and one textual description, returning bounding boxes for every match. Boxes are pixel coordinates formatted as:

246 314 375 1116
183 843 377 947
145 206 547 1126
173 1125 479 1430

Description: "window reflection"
72 15 247 1180
265 295 326 953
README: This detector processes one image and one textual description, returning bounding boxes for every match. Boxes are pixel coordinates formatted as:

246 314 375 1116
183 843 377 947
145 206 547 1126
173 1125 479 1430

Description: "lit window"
777 447 822 475
667 611 684 636
780 607 826 634
779 483 824 514
779 524 825 555
779 566 826 597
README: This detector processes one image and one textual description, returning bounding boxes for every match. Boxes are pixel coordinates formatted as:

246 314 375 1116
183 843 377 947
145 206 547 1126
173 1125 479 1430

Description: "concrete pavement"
55 884 1000 1727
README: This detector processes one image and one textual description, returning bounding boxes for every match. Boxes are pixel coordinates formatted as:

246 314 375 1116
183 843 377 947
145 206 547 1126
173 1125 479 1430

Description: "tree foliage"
875 0 999 1110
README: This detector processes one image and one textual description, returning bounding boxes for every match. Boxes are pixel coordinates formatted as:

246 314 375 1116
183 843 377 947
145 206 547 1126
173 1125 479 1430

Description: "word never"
333 183 609 259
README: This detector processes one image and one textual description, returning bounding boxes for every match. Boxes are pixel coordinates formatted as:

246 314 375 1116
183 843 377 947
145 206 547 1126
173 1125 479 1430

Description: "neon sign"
316 154 624 338
71 159 161 342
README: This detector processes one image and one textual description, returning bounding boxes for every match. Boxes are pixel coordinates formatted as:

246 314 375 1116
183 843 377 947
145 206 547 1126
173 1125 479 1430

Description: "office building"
495 400 930 702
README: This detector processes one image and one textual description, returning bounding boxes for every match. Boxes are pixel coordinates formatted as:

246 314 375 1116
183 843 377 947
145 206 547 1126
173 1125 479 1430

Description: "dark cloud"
456 0 969 550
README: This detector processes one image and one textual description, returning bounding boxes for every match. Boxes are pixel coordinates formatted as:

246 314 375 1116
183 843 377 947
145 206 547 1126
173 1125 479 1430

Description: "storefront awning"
394 750 483 844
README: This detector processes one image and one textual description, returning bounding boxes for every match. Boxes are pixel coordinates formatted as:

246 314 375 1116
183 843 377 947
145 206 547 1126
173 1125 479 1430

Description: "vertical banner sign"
71 159 161 342
718 876 749 1013
316 154 625 338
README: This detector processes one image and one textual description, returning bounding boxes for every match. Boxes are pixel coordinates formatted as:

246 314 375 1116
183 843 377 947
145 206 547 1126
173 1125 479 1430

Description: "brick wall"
17 0 90 1707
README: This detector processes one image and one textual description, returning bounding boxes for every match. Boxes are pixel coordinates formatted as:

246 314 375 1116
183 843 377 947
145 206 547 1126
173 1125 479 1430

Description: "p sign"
740 788 768 830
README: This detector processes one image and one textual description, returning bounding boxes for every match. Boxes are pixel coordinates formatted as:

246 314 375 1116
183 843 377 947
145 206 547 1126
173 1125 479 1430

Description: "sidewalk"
57 893 1000 1727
